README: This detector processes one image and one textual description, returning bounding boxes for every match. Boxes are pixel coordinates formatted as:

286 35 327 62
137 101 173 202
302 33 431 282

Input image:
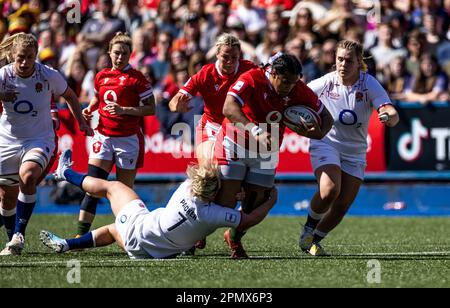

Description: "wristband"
251 125 263 137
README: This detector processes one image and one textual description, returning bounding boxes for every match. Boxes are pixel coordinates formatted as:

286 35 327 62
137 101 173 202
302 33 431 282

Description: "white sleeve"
204 203 241 229
48 69 68 97
367 75 392 110
307 75 328 96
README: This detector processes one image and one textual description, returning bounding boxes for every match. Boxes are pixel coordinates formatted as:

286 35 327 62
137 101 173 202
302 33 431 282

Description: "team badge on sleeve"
233 81 245 92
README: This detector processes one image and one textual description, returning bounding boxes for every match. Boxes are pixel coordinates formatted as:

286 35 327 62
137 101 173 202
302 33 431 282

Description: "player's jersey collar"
215 60 240 77
112 64 132 72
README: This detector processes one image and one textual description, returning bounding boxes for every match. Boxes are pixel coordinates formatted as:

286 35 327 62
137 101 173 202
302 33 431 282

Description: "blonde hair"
336 39 367 72
0 32 38 66
108 32 132 53
215 33 241 54
186 164 221 201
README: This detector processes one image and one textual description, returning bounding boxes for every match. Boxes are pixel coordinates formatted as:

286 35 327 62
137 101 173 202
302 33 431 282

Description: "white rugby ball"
283 105 321 129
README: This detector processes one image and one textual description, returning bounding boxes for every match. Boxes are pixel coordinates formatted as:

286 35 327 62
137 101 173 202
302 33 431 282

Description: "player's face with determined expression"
270 71 299 97
336 48 360 83
14 45 37 78
110 43 131 70
216 45 240 75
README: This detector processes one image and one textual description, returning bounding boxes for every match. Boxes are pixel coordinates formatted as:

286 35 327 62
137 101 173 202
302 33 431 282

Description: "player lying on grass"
40 149 277 259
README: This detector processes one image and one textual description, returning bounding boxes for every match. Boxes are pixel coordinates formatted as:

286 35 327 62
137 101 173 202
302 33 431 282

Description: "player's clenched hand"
82 107 93 120
103 103 125 115
0 91 19 102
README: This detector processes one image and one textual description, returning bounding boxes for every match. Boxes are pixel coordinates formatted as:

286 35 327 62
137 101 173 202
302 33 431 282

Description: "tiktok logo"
397 118 428 162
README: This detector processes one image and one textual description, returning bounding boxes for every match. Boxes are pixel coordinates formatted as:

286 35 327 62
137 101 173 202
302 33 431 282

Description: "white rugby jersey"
138 180 241 258
0 62 67 141
308 71 392 155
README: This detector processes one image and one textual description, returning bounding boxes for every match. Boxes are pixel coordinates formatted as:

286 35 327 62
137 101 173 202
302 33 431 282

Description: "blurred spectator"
225 15 257 62
78 0 126 70
188 51 206 76
289 0 328 25
317 39 337 75
80 52 112 104
113 0 143 34
150 31 173 86
370 23 407 78
405 29 427 76
255 21 287 64
421 13 441 56
38 47 58 69
156 0 180 39
66 58 89 97
383 56 412 97
129 27 153 70
173 13 202 57
233 0 266 45
200 2 230 52
398 53 448 104
285 37 320 83
54 28 76 74
288 7 322 50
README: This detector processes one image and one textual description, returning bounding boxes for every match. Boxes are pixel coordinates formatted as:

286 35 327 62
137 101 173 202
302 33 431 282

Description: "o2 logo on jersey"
103 90 118 104
13 100 37 117
339 109 358 126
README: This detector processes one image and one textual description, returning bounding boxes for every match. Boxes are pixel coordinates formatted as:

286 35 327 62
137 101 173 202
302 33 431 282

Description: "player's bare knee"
320 182 340 202
19 169 40 187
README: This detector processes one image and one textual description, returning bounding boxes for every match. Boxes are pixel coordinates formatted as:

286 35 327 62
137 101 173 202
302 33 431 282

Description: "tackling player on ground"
40 149 277 259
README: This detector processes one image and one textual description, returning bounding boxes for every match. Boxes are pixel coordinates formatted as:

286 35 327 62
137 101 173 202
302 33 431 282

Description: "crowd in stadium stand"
2 0 449 141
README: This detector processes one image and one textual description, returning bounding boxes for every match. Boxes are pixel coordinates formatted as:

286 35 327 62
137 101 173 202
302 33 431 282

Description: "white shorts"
115 199 151 259
0 137 55 181
89 131 144 170
115 200 178 259
195 116 221 144
309 141 366 180
216 136 278 188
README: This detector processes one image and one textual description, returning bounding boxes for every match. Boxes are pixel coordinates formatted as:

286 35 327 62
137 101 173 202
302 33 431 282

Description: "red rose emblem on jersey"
355 91 363 102
92 141 102 154
35 82 43 93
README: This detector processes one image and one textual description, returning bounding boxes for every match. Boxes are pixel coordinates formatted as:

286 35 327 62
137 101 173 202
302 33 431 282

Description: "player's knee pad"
80 194 99 215
87 164 109 180
22 151 48 170
0 174 20 186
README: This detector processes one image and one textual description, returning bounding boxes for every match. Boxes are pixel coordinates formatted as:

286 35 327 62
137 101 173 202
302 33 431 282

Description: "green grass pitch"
0 215 449 288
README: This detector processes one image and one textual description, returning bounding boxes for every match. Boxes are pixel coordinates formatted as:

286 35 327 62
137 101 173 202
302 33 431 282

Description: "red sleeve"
180 68 203 97
135 71 153 100
227 73 254 106
94 71 101 98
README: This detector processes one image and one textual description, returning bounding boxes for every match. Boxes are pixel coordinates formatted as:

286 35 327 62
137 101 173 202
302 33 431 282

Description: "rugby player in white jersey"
299 40 399 256
40 149 277 259
0 33 93 256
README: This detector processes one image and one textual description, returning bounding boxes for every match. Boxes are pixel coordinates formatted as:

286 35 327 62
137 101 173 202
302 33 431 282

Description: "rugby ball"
283 105 321 129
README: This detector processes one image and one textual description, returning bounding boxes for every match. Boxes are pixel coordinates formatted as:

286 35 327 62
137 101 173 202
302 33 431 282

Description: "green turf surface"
0 215 449 288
